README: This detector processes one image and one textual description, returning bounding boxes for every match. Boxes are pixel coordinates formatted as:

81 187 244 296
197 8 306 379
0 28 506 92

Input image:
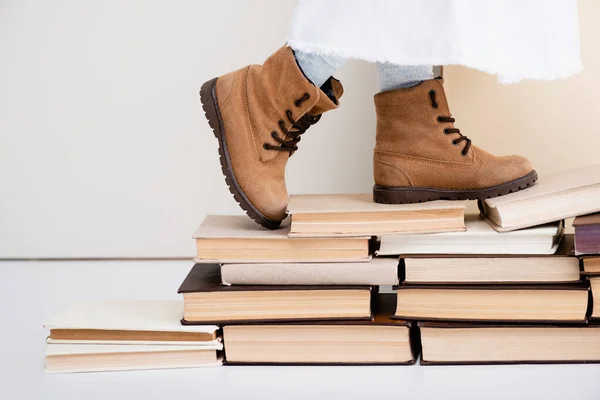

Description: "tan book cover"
287 194 466 237
481 164 600 231
193 215 371 263
221 257 399 286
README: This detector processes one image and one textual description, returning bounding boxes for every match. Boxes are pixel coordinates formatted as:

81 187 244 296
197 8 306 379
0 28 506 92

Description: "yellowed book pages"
287 194 466 237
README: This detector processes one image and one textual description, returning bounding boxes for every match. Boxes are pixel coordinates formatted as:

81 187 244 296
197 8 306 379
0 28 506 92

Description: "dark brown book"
392 283 590 323
178 264 375 324
419 322 600 365
223 294 418 365
400 235 579 285
574 213 600 255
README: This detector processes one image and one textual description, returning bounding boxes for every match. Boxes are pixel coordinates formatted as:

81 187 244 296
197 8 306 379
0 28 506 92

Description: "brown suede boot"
373 78 537 204
200 46 343 229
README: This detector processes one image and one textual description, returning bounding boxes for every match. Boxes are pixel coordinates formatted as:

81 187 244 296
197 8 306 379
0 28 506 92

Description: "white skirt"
288 0 582 84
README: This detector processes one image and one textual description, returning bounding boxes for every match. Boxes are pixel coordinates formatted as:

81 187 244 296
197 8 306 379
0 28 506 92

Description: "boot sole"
373 170 538 204
199 77 282 230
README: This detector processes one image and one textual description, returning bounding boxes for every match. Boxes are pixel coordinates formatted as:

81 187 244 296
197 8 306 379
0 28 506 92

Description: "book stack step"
44 301 222 373
44 164 600 371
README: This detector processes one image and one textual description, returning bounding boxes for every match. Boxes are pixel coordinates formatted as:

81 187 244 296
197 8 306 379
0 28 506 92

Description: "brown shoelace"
429 89 472 156
263 93 321 155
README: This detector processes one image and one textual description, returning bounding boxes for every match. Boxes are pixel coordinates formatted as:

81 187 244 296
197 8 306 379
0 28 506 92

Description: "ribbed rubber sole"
373 170 538 204
199 77 282 230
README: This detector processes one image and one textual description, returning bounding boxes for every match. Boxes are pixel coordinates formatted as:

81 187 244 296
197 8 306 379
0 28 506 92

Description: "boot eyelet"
263 143 269 150
294 100 301 107
271 132 279 139
461 151 469 157
437 116 444 122
429 90 438 108
443 128 450 135
451 140 459 146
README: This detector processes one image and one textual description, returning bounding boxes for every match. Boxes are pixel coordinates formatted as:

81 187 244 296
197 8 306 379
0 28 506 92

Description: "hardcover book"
573 213 600 255
401 234 578 284
193 215 371 263
45 300 219 345
286 194 466 237
178 263 375 324
590 277 600 320
223 294 417 365
479 164 600 231
377 215 563 256
45 343 222 374
220 257 399 286
581 257 600 276
419 323 600 365
393 284 589 323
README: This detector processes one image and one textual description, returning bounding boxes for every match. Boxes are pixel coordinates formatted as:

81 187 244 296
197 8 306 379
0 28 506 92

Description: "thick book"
419 323 600 365
573 213 600 255
377 215 563 256
223 294 417 365
193 215 371 263
393 284 589 323
581 257 600 276
401 235 578 284
220 257 399 286
44 343 222 374
479 164 600 232
286 194 466 237
178 263 375 324
45 300 219 345
591 277 600 320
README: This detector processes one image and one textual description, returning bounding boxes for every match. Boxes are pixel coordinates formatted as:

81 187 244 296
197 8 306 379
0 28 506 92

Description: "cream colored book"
481 164 600 231
222 295 415 365
44 343 222 374
582 257 600 275
393 284 589 322
45 300 219 345
419 324 600 365
220 258 399 286
194 215 371 263
286 194 466 237
402 235 578 284
377 215 563 256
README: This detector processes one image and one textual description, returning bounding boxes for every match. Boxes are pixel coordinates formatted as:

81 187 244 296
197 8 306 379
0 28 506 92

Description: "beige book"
378 215 563 256
220 258 399 286
45 343 222 374
193 215 371 263
402 234 578 284
45 300 219 345
420 324 600 364
591 277 600 319
223 295 415 365
394 284 589 322
582 257 600 275
286 194 466 237
481 164 600 231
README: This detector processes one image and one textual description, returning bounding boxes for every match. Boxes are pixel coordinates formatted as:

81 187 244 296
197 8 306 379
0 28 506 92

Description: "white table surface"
2 260 599 400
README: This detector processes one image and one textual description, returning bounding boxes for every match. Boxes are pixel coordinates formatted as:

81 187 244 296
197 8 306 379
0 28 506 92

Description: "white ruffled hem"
287 39 584 85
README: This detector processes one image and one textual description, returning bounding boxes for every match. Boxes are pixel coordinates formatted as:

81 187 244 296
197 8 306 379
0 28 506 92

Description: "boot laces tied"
263 93 321 155
429 89 472 156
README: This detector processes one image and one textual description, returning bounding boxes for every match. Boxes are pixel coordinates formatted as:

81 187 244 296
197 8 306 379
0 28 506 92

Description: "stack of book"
44 164 600 371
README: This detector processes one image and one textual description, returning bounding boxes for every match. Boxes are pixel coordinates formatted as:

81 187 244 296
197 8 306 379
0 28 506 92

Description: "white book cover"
45 343 223 374
45 300 219 345
483 164 600 231
221 258 399 286
377 215 564 255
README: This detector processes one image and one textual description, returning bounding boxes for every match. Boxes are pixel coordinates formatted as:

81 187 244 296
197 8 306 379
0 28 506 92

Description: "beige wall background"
0 0 597 258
